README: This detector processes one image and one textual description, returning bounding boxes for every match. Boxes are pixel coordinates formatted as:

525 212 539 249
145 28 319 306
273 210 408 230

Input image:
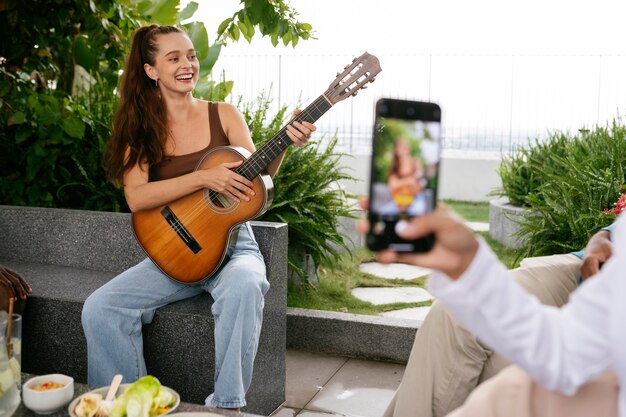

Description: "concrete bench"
0 205 288 416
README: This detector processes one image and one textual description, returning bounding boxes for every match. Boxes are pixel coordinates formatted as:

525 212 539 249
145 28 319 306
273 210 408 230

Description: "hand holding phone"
366 98 441 253
364 202 480 279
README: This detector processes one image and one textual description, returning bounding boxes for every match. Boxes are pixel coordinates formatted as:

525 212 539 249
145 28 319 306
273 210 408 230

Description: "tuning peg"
361 85 368 89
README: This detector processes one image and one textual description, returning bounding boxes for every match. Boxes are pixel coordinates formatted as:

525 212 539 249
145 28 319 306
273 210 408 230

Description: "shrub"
495 132 570 207
494 121 626 257
0 70 127 211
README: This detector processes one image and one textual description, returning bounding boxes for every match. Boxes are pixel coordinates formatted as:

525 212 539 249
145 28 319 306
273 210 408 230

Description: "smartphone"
366 98 441 252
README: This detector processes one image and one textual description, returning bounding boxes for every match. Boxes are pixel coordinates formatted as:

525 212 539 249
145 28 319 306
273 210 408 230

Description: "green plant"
239 92 359 280
0 69 127 210
497 121 626 257
493 132 570 207
1 0 314 211
217 0 314 47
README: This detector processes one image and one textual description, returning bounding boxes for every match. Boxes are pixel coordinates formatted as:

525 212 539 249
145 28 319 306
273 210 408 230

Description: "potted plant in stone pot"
490 121 626 257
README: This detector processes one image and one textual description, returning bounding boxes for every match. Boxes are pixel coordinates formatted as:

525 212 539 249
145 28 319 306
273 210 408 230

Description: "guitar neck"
236 94 333 180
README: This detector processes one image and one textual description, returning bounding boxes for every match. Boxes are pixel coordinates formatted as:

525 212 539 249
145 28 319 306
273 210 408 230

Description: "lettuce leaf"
109 376 167 417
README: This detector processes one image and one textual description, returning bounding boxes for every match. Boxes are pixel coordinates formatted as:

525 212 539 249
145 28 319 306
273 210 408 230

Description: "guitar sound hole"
203 190 238 214
211 192 233 209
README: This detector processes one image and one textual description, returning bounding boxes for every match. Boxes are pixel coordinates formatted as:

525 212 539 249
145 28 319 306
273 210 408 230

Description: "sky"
194 0 626 56
185 1 626 152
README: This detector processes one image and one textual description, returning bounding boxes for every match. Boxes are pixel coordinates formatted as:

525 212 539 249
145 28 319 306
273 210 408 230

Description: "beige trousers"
447 367 618 417
383 253 582 417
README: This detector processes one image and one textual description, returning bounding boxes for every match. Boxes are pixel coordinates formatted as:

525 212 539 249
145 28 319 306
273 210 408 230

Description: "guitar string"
158 96 332 240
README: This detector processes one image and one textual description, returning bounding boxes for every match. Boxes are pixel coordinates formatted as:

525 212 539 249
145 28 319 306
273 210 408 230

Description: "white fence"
213 52 626 154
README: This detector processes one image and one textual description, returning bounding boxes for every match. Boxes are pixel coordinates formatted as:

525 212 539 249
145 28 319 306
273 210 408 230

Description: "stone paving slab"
351 287 433 305
305 358 404 417
380 306 432 322
359 262 431 280
466 221 490 232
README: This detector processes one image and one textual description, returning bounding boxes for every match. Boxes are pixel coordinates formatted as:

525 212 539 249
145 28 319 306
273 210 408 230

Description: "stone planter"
489 197 530 249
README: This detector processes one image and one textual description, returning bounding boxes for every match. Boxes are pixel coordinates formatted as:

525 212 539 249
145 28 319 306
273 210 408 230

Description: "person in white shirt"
374 206 625 417
382 223 614 417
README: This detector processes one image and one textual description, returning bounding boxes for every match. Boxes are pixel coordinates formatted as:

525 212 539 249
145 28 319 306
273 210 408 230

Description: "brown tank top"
149 102 230 181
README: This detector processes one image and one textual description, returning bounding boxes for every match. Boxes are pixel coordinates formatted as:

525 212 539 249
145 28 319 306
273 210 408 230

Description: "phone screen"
367 99 441 252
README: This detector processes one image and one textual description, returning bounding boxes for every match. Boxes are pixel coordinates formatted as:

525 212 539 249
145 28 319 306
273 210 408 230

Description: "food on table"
31 381 66 391
110 376 174 417
74 376 175 417
74 393 103 417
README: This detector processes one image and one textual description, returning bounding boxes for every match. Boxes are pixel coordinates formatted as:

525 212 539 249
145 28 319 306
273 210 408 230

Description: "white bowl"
68 383 180 417
23 374 74 414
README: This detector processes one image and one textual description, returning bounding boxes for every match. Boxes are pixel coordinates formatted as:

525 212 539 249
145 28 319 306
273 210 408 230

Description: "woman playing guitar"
81 24 316 411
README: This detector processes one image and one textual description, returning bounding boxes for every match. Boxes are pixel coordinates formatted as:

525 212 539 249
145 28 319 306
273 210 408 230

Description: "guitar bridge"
161 206 202 254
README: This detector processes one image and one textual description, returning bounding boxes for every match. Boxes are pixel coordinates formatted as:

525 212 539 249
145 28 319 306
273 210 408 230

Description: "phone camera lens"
406 107 416 116
378 104 388 115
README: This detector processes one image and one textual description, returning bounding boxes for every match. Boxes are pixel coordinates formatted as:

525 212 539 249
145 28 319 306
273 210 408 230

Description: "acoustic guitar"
132 52 382 284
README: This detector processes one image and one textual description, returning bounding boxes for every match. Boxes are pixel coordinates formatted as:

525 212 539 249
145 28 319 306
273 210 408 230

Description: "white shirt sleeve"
427 230 621 395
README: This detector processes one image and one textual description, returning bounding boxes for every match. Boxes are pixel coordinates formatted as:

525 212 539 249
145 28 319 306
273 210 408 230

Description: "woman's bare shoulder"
215 102 246 127
215 101 240 116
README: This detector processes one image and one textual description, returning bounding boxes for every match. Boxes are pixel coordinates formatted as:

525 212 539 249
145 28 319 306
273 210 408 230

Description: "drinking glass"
0 313 20 416
7 314 21 391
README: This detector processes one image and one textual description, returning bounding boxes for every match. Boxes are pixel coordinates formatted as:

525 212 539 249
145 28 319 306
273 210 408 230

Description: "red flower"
604 193 626 215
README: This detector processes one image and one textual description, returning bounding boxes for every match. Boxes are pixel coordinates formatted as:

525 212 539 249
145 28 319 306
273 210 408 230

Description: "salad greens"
109 376 175 417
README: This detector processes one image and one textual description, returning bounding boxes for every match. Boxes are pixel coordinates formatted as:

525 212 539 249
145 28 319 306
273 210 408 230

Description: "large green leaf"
62 117 86 139
74 36 96 70
205 41 223 74
184 21 209 57
8 111 26 126
137 0 180 26
177 1 198 22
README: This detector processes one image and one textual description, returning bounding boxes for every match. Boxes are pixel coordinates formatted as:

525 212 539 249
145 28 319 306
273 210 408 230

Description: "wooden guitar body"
132 146 274 284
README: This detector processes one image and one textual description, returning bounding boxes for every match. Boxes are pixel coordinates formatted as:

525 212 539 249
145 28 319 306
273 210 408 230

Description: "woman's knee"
226 258 269 297
82 285 122 328
82 289 107 330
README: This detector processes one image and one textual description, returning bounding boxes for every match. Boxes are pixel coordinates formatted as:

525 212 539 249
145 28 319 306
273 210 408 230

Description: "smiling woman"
83 23 317 411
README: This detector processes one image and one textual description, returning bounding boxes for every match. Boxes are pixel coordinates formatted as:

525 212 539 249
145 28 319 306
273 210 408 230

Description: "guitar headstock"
324 52 382 105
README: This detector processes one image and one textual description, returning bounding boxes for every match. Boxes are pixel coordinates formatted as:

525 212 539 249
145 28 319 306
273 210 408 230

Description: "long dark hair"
103 25 184 186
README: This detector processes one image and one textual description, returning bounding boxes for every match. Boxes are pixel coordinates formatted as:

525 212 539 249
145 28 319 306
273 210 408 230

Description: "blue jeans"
81 223 268 409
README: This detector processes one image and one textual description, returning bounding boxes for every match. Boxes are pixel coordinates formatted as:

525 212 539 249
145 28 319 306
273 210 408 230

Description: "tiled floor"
272 350 405 417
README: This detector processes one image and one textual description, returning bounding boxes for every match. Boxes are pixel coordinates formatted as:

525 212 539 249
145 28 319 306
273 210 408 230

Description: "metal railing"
211 52 626 154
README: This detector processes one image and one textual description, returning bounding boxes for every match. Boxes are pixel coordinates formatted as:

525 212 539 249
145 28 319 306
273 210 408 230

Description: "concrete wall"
337 150 503 202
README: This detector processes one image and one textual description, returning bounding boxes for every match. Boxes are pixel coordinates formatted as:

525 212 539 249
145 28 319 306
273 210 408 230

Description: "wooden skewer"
6 297 14 357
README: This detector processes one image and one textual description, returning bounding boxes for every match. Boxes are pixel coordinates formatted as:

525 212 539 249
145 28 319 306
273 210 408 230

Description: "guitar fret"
237 96 333 180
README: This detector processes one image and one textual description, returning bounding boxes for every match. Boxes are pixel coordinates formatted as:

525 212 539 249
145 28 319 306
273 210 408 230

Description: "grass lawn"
443 199 490 223
287 200 524 314
288 247 432 315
